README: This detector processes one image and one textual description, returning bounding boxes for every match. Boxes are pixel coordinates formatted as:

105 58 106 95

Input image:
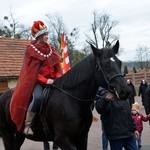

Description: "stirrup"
24 125 34 135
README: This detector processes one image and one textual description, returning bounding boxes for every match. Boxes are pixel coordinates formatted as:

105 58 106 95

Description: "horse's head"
91 40 130 100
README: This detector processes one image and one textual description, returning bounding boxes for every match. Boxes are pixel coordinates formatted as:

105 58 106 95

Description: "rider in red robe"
10 21 63 133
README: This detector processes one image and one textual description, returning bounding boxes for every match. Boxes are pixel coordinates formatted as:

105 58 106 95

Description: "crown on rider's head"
31 20 48 38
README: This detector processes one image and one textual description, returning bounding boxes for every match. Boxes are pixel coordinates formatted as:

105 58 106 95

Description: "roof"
0 38 31 79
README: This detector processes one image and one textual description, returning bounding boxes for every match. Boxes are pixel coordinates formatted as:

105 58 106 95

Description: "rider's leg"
24 83 43 135
23 111 36 135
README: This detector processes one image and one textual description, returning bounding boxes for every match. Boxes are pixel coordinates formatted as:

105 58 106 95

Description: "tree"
143 46 150 68
133 67 137 73
71 50 85 65
0 11 30 39
45 13 82 65
45 13 66 49
135 46 150 69
86 11 119 48
123 66 128 75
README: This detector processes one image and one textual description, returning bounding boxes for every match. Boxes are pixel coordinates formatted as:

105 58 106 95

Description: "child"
132 102 150 149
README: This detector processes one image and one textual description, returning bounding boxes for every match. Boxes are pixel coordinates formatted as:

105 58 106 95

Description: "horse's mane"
54 54 94 90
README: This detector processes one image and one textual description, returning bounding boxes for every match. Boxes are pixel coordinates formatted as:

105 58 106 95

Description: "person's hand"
147 114 150 118
134 130 139 139
47 79 54 84
105 92 114 101
96 87 114 101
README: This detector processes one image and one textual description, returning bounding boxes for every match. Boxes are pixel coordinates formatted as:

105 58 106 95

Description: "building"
0 38 30 91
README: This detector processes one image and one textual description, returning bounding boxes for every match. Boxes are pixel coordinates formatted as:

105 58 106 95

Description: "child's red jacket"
132 113 149 133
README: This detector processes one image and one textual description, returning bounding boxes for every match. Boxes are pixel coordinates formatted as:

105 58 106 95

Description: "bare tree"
135 46 150 69
2 11 30 39
45 13 67 49
143 46 150 68
45 13 81 65
4 13 18 38
86 11 119 48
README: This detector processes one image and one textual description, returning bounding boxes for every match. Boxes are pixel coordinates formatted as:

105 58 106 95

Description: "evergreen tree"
133 67 137 73
123 66 128 75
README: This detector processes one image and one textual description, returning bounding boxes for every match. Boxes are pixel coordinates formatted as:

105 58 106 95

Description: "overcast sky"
1 0 150 61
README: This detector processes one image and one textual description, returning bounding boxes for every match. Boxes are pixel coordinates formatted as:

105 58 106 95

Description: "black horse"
0 40 130 150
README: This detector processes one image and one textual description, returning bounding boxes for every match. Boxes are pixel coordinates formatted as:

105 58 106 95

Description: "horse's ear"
90 44 102 56
112 40 119 54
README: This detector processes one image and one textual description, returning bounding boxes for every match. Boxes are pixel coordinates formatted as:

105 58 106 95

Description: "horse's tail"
0 89 13 126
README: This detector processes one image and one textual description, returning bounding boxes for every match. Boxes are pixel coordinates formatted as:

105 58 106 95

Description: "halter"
96 57 123 92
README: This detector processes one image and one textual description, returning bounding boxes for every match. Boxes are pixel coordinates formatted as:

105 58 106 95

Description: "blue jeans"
28 83 44 112
101 121 108 150
109 135 138 150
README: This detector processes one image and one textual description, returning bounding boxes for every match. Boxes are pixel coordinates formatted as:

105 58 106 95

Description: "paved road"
88 96 150 150
0 96 149 150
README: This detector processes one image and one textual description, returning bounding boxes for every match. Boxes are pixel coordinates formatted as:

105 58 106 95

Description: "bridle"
96 57 123 92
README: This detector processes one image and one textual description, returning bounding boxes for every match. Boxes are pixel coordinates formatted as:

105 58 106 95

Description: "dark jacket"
127 82 136 106
138 82 148 104
144 85 150 115
95 87 136 141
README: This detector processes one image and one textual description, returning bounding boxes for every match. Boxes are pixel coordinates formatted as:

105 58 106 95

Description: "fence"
125 69 150 86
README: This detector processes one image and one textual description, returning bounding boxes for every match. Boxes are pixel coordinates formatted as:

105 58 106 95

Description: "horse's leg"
1 129 15 150
55 136 77 150
14 132 25 150
78 134 88 150
1 129 25 150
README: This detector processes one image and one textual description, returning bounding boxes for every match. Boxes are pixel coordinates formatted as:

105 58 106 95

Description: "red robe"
10 41 63 132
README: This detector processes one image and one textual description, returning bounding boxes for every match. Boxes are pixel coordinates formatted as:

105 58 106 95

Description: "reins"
51 84 95 102
50 56 123 102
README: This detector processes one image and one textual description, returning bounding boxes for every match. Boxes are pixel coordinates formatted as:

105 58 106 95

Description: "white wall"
8 79 17 88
